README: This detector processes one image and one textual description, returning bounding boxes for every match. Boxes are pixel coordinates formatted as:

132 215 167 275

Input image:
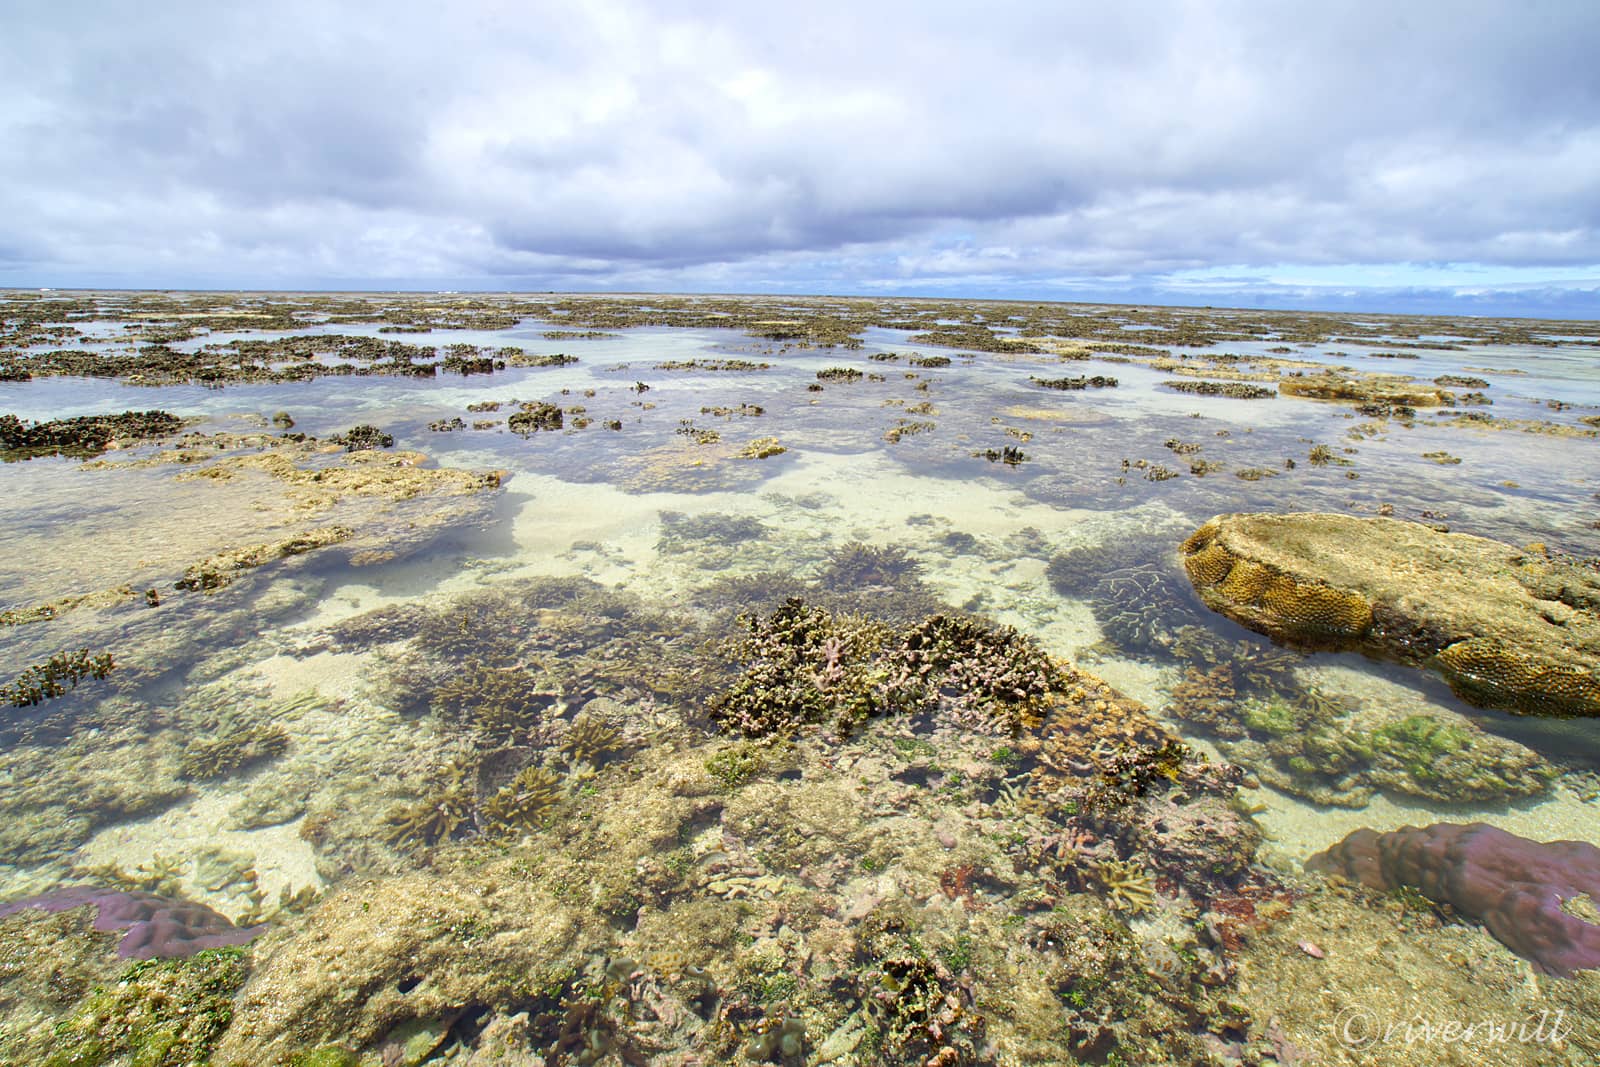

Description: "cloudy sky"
3 1 1598 315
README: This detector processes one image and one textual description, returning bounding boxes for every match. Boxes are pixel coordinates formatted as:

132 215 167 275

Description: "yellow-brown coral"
1097 859 1155 914
1435 639 1600 719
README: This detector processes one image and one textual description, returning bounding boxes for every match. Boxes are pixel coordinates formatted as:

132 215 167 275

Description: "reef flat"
1 290 1597 1065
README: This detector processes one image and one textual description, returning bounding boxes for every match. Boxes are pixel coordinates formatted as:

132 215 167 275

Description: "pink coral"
0 885 266 959
1307 822 1600 977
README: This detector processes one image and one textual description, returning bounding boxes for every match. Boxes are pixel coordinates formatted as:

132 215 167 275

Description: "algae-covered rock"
1180 513 1600 718
215 869 585 1064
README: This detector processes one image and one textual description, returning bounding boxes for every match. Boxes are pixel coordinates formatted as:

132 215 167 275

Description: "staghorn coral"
479 763 564 837
1307 823 1600 977
558 713 624 767
178 722 289 780
818 541 922 588
382 762 477 850
429 660 562 740
3 649 116 707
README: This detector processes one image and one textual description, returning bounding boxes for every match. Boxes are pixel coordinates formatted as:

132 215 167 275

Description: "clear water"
1 292 1596 1065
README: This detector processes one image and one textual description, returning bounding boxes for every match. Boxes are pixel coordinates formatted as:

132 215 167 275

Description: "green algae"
42 947 246 1067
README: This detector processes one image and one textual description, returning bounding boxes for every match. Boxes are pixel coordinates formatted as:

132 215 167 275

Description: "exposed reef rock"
1276 370 1455 407
1180 512 1600 717
0 886 265 959
0 410 186 459
214 870 584 1064
1307 823 1600 977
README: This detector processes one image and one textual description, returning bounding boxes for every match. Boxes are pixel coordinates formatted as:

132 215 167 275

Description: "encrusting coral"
0 886 266 959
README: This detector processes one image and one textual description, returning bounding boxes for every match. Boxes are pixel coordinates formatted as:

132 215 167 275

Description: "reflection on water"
1 292 1597 1065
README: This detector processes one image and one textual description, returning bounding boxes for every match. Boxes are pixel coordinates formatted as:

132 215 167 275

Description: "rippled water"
1 292 1597 1065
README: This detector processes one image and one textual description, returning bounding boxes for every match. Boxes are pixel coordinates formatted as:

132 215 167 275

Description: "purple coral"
0 886 266 959
1307 822 1600 977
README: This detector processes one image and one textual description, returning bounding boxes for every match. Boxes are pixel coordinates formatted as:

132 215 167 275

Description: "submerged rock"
214 870 584 1063
0 410 185 458
1180 512 1600 718
1307 823 1600 977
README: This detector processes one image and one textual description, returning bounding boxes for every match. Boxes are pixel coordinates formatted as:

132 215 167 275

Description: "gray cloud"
2 0 1597 313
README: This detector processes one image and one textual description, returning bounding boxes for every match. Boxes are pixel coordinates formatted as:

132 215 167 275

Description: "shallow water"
1 291 1597 1065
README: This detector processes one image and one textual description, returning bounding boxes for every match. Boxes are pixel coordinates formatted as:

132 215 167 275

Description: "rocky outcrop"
1180 513 1600 718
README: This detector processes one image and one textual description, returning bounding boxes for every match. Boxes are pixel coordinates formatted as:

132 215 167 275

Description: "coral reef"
31 947 248 1067
1030 374 1118 390
737 436 786 459
0 887 266 959
478 763 564 837
1307 823 1600 977
855 909 986 1066
708 599 1064 739
3 648 115 707
1166 635 1554 806
178 722 290 780
1160 380 1275 399
1277 370 1454 406
817 541 922 589
214 869 586 1063
0 410 185 458
507 401 564 433
327 424 394 451
1096 859 1155 914
382 762 478 850
174 527 353 592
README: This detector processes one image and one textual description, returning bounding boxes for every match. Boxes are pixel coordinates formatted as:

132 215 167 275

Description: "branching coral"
178 723 289 780
1096 859 1156 914
707 599 1064 739
479 764 564 837
818 542 922 589
4 649 116 708
559 714 623 767
382 762 477 850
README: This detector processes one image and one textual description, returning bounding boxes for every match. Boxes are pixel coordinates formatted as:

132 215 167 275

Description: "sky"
3 1 1598 317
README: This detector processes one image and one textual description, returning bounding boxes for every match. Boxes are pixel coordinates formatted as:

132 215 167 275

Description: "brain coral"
1178 513 1600 718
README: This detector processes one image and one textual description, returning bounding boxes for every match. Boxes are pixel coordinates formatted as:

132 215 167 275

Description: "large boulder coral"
1307 823 1600 977
1180 513 1600 718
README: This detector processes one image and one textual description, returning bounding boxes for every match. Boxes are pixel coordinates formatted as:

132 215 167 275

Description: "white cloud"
2 0 1597 313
